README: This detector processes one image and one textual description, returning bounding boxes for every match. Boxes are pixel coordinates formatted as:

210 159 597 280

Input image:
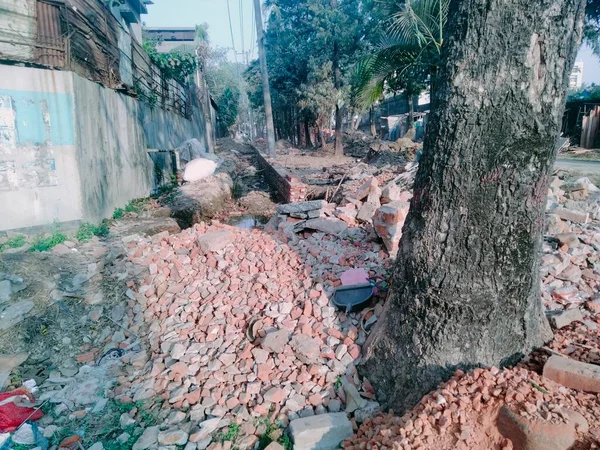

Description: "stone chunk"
290 335 321 364
497 406 575 450
289 413 353 450
197 231 234 253
264 442 285 450
0 280 11 304
343 379 367 413
356 202 378 223
354 401 381 423
278 200 326 214
543 355 600 393
295 218 348 235
133 426 159 450
547 308 583 329
158 429 189 445
262 329 290 354
553 207 589 224
0 301 34 331
264 387 287 403
354 178 378 201
380 183 402 204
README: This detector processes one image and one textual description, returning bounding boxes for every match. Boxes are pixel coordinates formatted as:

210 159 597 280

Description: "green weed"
255 419 292 450
0 235 26 251
216 422 241 443
280 433 293 450
76 222 109 242
113 208 124 220
124 198 148 213
30 230 67 252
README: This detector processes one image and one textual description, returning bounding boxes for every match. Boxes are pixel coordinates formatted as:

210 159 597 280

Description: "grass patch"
125 198 148 213
76 222 109 242
30 230 67 252
112 198 151 220
112 208 124 220
257 420 291 450
0 235 26 251
216 422 241 443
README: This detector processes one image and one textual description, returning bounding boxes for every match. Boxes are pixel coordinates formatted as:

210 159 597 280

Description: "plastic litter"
183 158 218 182
0 387 43 433
333 282 376 313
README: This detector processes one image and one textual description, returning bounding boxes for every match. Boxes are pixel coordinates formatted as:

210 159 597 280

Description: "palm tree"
353 0 450 130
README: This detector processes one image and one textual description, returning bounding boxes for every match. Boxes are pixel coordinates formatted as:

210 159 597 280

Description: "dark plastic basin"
333 282 375 313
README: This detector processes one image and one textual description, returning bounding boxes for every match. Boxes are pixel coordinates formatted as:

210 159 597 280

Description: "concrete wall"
72 73 153 224
0 65 207 231
140 103 209 151
0 67 82 231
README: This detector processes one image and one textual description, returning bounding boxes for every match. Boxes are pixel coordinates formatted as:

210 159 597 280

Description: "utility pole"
195 48 215 153
252 0 276 156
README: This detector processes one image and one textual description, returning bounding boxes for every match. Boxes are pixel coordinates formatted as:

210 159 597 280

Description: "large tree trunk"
359 0 586 414
369 106 376 137
304 120 313 148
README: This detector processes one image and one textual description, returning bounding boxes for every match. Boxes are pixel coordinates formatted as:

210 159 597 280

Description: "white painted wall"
0 67 82 231
0 65 207 231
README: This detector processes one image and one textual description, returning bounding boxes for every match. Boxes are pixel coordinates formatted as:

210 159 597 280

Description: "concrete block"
196 230 234 253
543 355 600 393
289 413 353 450
547 308 583 329
553 207 589 224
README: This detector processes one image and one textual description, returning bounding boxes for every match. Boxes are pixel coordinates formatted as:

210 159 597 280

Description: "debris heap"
120 222 391 447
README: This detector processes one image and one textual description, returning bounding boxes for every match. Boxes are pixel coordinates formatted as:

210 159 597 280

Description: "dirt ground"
3 138 600 450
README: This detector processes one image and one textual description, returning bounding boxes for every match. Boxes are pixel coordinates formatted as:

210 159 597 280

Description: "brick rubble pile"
118 221 391 447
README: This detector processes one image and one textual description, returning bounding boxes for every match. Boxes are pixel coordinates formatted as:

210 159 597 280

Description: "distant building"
144 27 196 53
570 61 584 89
107 0 154 44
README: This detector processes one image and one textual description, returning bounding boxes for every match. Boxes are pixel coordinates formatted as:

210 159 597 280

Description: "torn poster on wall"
0 90 73 190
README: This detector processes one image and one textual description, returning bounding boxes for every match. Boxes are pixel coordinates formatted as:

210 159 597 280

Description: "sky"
144 0 257 62
577 44 600 85
144 1 600 85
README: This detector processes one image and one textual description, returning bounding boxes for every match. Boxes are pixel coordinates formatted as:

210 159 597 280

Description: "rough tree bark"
359 0 586 413
304 120 313 148
369 106 376 137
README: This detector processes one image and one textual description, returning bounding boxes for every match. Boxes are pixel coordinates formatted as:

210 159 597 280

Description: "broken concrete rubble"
196 230 234 253
294 218 348 234
278 200 327 215
289 413 353 450
543 355 600 393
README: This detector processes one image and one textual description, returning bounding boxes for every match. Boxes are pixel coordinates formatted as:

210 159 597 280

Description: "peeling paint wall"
0 68 81 231
0 65 207 232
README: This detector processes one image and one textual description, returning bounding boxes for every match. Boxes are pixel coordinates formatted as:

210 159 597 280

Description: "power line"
239 0 245 59
249 0 256 60
226 0 239 65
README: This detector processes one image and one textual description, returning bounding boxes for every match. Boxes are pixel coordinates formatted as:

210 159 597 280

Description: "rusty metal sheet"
35 0 66 67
